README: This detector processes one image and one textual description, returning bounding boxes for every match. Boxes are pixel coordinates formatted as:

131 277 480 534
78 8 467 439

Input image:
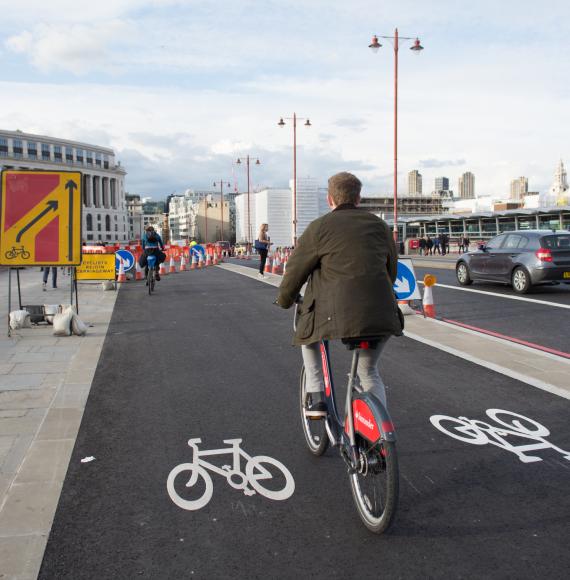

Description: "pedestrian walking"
42 267 58 290
462 235 470 253
433 235 441 255
418 236 426 256
255 223 271 278
441 233 449 255
426 235 434 256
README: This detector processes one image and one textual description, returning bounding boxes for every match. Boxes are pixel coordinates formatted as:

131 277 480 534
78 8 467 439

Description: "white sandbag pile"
52 305 88 337
9 310 32 330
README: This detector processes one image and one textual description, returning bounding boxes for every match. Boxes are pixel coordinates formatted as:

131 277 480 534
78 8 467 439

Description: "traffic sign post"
1 170 83 335
393 259 421 301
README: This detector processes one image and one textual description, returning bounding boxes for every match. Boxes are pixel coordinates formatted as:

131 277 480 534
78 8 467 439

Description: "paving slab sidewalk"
0 268 118 580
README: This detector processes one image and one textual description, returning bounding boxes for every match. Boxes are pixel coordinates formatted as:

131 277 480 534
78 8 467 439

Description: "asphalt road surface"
39 267 570 579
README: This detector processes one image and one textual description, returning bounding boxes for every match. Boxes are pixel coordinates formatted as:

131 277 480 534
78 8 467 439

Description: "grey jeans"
301 338 390 408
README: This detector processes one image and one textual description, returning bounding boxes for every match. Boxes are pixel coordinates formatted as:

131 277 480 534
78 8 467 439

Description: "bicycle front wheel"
148 269 154 294
349 438 398 534
299 366 328 456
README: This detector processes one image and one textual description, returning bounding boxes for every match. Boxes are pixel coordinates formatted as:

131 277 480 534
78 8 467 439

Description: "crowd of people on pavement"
418 234 471 255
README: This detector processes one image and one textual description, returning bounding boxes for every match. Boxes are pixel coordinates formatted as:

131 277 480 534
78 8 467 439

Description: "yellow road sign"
0 170 82 266
76 253 116 280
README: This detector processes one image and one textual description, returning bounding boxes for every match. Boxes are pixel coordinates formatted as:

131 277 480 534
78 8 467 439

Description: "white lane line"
404 330 570 401
417 281 570 309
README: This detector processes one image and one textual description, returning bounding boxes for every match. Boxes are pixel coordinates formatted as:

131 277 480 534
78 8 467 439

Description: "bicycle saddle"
342 336 386 350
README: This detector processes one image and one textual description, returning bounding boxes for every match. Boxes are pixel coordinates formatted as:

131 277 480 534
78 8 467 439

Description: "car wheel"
456 262 473 286
512 267 531 294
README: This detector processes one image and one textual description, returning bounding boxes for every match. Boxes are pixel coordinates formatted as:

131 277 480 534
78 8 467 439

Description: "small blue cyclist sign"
393 259 421 300
115 249 135 273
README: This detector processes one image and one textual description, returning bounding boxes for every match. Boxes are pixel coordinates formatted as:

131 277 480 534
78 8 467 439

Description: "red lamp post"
236 156 261 244
278 114 311 247
369 30 424 244
213 180 231 241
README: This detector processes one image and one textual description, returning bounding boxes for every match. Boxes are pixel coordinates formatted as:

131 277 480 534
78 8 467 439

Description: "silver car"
456 230 570 294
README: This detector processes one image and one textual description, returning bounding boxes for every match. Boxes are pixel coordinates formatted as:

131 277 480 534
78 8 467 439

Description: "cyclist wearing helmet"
140 226 166 281
276 172 403 417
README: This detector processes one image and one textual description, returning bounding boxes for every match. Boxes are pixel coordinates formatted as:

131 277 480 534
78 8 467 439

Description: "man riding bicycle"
276 172 403 417
139 226 166 281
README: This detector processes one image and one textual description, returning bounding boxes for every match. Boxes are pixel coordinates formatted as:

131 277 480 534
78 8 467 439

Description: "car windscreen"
541 234 570 249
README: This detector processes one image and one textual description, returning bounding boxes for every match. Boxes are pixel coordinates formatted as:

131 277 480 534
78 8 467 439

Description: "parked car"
455 230 570 294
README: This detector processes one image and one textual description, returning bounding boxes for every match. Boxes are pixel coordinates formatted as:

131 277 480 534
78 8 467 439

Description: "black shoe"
155 273 161 281
304 392 327 419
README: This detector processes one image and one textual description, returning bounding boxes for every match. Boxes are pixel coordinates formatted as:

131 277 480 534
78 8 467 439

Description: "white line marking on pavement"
404 330 570 400
417 281 570 309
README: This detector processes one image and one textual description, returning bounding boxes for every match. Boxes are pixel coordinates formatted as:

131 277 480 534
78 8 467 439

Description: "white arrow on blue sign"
393 259 421 300
115 249 135 273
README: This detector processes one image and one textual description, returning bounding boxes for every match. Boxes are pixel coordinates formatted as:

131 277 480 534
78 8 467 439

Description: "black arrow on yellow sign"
66 180 78 261
16 200 59 243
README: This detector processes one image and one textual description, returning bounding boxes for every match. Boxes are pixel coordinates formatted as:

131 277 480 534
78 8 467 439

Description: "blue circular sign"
394 261 417 300
115 250 135 273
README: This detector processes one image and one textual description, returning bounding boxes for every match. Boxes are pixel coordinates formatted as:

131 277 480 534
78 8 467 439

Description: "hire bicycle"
146 254 157 294
296 298 399 534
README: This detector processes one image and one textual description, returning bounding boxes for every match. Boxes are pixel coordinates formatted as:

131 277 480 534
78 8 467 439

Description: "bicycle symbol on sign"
5 246 31 260
167 438 295 511
430 409 570 464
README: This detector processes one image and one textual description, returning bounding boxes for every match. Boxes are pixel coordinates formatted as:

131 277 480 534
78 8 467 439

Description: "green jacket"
277 204 402 346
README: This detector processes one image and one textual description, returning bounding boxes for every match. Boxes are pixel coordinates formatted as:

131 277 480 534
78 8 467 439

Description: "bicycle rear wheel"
299 366 328 456
148 269 154 294
349 437 398 534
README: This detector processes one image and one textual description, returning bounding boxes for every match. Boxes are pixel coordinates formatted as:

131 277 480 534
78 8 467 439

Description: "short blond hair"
328 172 362 205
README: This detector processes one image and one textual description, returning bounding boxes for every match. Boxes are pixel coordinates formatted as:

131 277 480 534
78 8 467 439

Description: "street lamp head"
304 119 311 127
255 159 261 165
410 38 424 53
278 118 286 127
236 158 241 164
369 35 382 52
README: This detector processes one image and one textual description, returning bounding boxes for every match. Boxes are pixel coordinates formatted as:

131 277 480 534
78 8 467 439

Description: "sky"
0 0 569 199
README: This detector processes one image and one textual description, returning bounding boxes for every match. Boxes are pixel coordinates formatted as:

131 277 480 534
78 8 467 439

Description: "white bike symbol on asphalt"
167 438 295 511
430 409 570 464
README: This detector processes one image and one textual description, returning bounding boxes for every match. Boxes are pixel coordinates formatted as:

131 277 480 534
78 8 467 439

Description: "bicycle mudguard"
346 392 396 444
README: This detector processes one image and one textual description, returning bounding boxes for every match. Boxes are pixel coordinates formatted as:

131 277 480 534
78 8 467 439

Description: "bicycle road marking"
417 280 570 309
430 409 570 464
167 438 295 511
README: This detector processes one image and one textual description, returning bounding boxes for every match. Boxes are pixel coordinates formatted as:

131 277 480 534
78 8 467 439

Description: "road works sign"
76 254 116 281
393 259 421 300
0 170 82 266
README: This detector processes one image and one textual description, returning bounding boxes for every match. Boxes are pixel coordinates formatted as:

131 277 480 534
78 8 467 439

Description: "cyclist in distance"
139 225 166 281
276 172 403 417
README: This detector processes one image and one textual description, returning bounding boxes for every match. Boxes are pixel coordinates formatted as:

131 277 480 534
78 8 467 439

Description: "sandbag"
52 310 73 336
71 314 88 336
101 280 115 291
9 310 32 330
43 304 60 325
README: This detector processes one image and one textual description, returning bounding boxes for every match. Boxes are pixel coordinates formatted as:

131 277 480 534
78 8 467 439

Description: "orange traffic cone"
213 253 219 265
180 255 187 271
272 254 282 274
117 259 127 283
198 254 204 269
135 261 143 281
169 255 177 273
398 300 415 316
264 256 272 274
190 254 197 270
205 253 212 267
159 262 167 277
422 273 437 318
